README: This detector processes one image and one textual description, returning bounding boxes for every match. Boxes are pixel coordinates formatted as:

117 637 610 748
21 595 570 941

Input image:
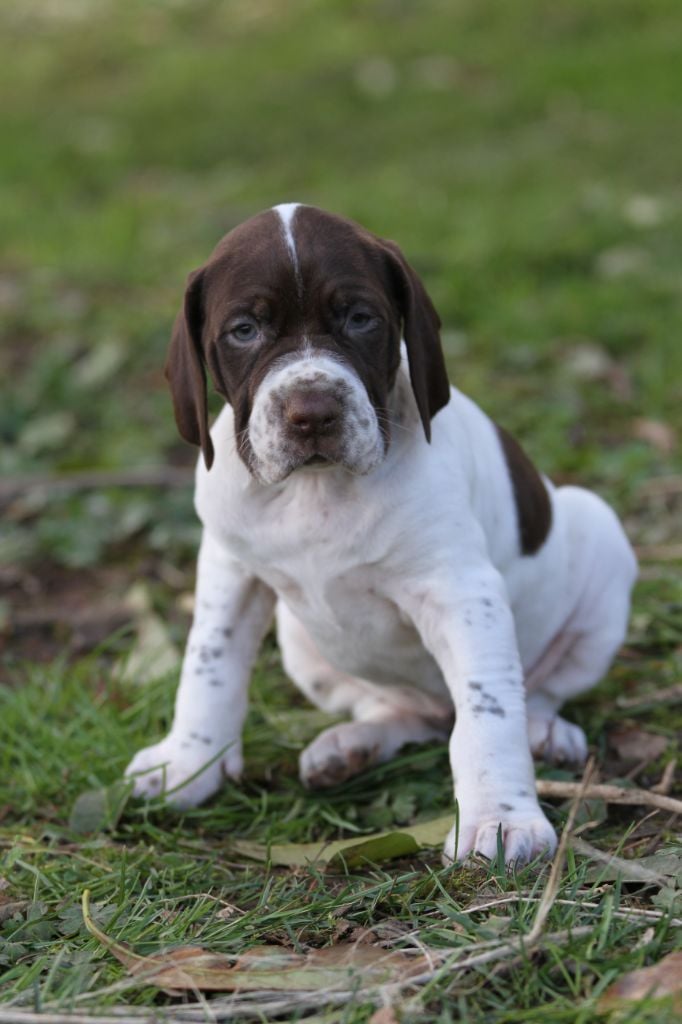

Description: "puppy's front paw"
124 734 242 808
443 808 557 866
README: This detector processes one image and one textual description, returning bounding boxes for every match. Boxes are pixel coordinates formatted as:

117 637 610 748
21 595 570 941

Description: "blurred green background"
1 0 680 670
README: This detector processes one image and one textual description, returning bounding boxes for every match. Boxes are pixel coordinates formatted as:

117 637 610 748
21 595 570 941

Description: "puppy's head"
166 204 450 481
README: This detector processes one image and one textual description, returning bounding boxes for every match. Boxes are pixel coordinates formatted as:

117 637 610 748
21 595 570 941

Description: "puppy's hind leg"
526 487 637 766
277 602 449 789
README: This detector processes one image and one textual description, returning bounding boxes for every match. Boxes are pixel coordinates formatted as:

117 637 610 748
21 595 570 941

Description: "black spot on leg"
481 598 493 608
499 802 514 812
468 681 483 691
222 627 233 638
518 789 529 797
471 704 507 718
209 678 223 688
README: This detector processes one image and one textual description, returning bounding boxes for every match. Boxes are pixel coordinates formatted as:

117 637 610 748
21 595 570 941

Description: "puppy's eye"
346 310 377 333
229 321 259 343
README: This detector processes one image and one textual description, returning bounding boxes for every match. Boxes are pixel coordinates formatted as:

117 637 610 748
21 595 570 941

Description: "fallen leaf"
369 1007 401 1024
119 583 179 685
608 725 669 764
598 951 682 1010
329 832 421 868
580 841 682 887
81 890 428 995
0 900 29 924
559 341 632 398
561 341 613 381
652 886 682 914
632 418 677 454
595 244 650 278
231 815 452 868
18 411 76 455
624 194 664 228
69 780 132 834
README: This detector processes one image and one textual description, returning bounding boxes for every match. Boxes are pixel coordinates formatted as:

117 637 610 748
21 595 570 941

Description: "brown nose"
284 390 342 436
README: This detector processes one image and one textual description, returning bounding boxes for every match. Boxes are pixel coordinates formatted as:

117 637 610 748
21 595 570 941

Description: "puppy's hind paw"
299 722 381 789
528 714 588 765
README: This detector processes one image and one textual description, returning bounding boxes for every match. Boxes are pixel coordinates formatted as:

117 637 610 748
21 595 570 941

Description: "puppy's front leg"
125 531 275 807
400 568 557 865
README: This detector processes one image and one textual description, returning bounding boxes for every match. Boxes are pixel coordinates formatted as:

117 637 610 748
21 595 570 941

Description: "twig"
456 893 682 927
0 1015 149 1024
651 760 677 795
535 779 682 816
526 758 595 944
569 837 669 884
0 467 194 503
616 683 682 710
392 925 595 989
634 543 682 562
637 475 682 497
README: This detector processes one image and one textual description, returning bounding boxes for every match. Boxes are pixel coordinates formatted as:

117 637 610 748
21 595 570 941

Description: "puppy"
125 204 637 863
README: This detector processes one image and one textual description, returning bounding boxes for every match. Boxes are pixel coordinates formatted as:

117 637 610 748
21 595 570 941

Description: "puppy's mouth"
301 453 333 467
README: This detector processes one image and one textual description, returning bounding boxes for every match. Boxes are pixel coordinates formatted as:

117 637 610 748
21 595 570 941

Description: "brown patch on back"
496 425 552 555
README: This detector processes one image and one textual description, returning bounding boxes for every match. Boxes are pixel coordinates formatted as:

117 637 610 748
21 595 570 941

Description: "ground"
0 1 681 1021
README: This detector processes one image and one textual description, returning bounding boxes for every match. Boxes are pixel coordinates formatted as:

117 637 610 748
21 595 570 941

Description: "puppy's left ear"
165 269 215 469
381 240 450 441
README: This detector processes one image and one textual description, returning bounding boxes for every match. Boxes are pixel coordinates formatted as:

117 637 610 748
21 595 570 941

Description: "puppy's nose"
284 390 342 436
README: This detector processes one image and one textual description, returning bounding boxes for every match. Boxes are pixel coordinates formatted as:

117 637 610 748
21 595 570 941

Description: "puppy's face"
166 205 450 480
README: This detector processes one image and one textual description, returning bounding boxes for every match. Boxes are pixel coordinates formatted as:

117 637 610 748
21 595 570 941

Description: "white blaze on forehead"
273 202 303 293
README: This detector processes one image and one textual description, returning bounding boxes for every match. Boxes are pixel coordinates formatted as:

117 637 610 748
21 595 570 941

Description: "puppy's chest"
215 483 419 653
238 522 402 633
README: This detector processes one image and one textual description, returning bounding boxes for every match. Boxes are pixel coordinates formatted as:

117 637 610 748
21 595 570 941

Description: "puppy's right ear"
165 269 214 469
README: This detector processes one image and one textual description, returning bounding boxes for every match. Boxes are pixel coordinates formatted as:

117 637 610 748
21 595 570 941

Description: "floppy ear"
164 269 215 469
381 240 450 441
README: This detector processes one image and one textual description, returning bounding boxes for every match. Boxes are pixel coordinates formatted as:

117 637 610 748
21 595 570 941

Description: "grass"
1 0 681 1020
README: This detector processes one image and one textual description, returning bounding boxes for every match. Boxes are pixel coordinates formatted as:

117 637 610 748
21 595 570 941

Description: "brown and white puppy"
126 204 637 864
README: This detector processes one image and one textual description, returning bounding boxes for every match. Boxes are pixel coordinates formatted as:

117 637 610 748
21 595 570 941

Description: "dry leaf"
608 725 669 764
632 418 677 454
598 951 682 1009
370 1007 401 1024
559 341 631 398
231 815 452 868
69 779 132 834
81 890 427 995
0 899 29 924
119 583 179 685
578 840 682 886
